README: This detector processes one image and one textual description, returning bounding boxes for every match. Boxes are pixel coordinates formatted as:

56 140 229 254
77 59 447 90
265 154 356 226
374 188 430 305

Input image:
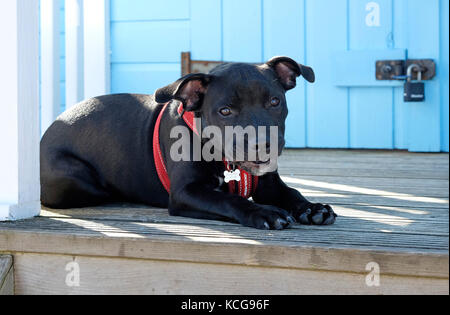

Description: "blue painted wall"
107 0 448 152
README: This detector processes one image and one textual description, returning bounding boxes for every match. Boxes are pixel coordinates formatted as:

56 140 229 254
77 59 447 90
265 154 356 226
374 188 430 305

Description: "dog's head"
155 56 315 176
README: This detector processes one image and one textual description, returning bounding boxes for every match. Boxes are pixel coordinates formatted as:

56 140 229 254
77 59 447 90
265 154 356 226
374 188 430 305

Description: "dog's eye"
270 97 281 107
219 107 232 117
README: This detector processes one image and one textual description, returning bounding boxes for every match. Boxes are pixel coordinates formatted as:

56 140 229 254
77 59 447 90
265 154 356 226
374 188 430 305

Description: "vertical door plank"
263 0 307 148
348 0 394 149
392 0 408 149
440 0 449 152
191 0 223 61
405 0 441 152
223 0 262 62
305 0 349 148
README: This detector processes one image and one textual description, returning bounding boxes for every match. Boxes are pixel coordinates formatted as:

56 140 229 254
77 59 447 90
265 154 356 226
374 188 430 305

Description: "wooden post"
40 0 61 135
181 52 192 76
65 0 84 107
0 0 40 221
83 0 111 99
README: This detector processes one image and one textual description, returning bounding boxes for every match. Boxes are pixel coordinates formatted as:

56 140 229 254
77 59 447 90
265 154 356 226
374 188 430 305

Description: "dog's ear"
265 56 315 90
155 73 214 111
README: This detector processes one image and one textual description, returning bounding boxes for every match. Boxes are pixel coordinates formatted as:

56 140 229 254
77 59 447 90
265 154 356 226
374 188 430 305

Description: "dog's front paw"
243 205 295 230
293 203 337 226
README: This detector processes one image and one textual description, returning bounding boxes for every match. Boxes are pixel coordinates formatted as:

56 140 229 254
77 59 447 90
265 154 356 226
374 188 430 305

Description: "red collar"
153 102 258 198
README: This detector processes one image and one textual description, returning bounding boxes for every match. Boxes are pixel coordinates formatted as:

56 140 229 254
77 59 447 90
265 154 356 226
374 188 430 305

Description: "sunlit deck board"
0 150 448 294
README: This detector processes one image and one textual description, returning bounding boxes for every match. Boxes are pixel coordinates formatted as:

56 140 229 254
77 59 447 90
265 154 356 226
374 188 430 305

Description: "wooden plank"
278 174 449 192
440 0 450 152
0 0 41 221
0 255 13 295
404 0 441 152
393 0 410 150
13 253 449 295
279 153 450 168
306 0 349 148
222 0 262 63
65 0 84 108
110 20 190 63
302 189 449 199
349 86 394 149
110 0 190 21
278 167 448 180
1 229 447 279
190 0 222 61
38 206 449 234
83 0 110 98
40 0 61 135
279 149 449 162
332 50 405 87
111 63 181 95
303 193 448 209
263 0 307 147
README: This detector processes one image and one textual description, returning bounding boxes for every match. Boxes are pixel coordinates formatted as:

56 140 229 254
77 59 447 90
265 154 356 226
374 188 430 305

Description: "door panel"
108 0 448 152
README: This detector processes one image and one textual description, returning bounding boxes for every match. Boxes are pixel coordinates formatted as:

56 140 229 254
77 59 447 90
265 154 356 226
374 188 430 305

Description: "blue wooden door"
109 0 449 152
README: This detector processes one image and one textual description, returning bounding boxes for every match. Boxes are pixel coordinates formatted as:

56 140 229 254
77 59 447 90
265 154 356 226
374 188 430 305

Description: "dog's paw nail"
263 222 270 230
299 213 310 225
287 216 296 224
274 218 287 230
323 215 336 225
312 213 324 225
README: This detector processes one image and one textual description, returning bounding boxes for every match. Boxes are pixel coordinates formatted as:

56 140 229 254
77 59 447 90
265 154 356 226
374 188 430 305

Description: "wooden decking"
0 150 448 295
0 255 13 295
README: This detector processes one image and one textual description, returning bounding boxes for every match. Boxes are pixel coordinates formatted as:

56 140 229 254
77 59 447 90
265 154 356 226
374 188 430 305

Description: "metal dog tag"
224 169 241 183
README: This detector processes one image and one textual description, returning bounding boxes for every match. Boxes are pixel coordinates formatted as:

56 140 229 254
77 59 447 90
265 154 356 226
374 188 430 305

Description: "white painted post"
40 0 61 135
0 0 40 221
65 0 84 107
84 0 111 98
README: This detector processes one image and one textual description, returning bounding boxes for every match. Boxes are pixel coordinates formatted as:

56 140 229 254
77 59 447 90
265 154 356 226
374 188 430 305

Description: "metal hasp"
376 59 436 81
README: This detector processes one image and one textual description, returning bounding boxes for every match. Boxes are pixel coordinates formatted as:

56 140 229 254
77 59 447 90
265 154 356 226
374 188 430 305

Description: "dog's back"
40 93 168 208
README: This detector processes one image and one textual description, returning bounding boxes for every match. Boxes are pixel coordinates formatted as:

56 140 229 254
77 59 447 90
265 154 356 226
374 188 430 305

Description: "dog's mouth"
233 159 276 176
247 159 270 166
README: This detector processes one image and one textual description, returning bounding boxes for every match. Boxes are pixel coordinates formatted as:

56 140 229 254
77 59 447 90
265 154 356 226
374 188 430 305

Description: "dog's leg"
252 173 337 226
169 184 295 230
41 152 113 208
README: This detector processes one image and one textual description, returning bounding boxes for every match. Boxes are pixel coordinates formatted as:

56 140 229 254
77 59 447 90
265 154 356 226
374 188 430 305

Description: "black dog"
41 56 336 230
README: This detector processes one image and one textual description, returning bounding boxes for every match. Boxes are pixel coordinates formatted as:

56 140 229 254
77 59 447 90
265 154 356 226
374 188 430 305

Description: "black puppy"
41 56 336 230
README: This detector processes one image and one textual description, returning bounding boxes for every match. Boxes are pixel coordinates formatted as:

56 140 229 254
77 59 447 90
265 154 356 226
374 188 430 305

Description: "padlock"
404 64 425 102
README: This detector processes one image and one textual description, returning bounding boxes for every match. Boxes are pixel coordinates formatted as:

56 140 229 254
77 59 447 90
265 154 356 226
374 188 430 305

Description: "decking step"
0 255 14 295
0 150 448 294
